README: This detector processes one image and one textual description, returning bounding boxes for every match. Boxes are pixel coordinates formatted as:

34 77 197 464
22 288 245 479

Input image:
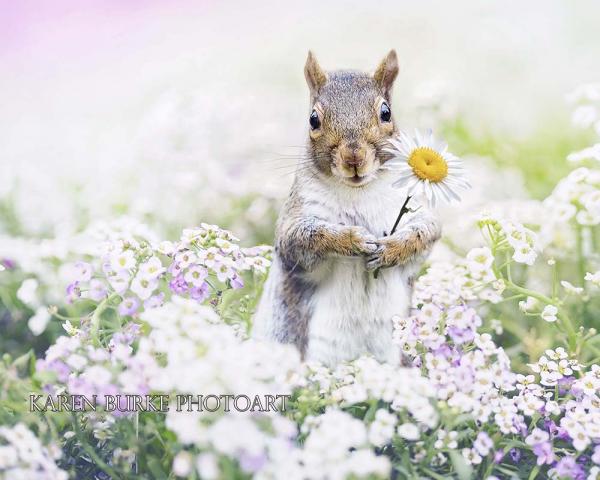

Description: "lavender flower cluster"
64 223 271 317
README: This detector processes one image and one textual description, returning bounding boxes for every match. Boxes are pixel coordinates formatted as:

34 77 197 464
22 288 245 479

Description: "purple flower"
509 448 521 462
88 279 108 302
532 441 554 466
37 359 71 383
111 322 141 346
66 281 81 303
556 426 571 441
493 449 505 463
447 326 475 345
544 419 559 437
190 283 210 303
433 344 454 359
558 376 575 396
73 261 93 282
230 274 244 289
238 452 268 473
118 297 139 316
577 455 590 466
169 274 189 295
144 292 165 310
1 258 16 270
553 456 585 480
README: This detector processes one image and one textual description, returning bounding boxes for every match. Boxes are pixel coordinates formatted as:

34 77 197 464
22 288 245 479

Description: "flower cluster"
131 297 301 478
544 167 600 229
0 423 67 480
35 320 149 416
64 223 271 318
567 83 600 136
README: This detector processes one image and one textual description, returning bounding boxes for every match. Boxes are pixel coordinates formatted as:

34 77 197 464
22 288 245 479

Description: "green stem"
506 281 577 351
90 293 119 346
575 224 586 287
72 413 121 479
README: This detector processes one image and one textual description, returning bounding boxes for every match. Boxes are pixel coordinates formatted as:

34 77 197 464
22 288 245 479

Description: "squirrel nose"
341 144 365 167
345 152 363 167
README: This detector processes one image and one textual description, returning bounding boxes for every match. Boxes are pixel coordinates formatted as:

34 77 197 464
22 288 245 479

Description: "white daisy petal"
386 129 470 207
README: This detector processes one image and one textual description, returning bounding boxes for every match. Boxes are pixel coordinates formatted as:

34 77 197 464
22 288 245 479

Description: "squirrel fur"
253 51 441 367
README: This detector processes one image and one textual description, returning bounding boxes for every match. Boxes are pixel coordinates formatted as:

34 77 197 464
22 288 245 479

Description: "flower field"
1 82 600 479
3 3 600 479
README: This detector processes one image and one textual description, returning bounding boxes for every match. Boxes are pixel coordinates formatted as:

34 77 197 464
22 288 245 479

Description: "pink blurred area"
0 0 208 65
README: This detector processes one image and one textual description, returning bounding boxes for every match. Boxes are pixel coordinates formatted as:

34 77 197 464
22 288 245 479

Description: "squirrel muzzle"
333 141 378 185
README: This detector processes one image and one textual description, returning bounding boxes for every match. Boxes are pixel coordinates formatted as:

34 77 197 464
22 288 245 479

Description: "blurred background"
2 0 600 244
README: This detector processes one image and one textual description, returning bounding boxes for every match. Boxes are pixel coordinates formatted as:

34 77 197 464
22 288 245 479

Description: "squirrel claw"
363 241 380 254
365 253 384 271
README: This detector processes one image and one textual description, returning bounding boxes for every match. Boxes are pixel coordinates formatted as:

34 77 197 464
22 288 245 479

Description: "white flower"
434 430 458 449
561 280 584 295
466 247 494 276
131 275 158 300
541 305 558 323
110 249 136 272
586 271 600 287
589 466 600 480
570 426 591 451
173 451 194 477
107 271 130 294
28 306 51 336
386 129 470 207
157 240 176 255
17 278 39 306
473 432 493 456
519 296 538 312
195 453 219 480
397 423 420 441
368 409 397 447
462 447 482 465
568 143 600 163
184 265 208 287
571 105 598 128
525 428 549 446
138 256 165 279
512 243 537 265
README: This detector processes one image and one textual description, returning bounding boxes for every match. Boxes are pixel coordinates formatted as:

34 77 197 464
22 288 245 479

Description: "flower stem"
505 281 577 351
390 195 412 236
90 293 119 346
374 196 412 279
71 413 121 479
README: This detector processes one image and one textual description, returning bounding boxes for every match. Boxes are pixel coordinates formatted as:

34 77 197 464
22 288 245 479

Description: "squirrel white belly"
253 51 441 367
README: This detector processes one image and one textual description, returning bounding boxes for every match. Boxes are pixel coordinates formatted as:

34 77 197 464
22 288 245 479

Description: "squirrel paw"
365 228 428 271
343 226 379 256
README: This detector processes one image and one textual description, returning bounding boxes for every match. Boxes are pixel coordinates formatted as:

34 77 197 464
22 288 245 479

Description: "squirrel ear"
374 50 399 95
304 51 327 95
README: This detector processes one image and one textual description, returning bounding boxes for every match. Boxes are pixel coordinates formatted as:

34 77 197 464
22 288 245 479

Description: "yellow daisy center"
408 147 448 182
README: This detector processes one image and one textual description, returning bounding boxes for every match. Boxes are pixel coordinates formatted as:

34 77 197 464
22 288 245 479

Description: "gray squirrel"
253 51 441 366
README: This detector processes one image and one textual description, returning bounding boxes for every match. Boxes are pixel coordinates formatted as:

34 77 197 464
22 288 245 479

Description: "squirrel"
253 50 441 367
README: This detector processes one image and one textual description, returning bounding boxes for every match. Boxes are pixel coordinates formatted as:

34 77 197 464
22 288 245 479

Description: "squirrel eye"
380 102 391 122
309 110 321 130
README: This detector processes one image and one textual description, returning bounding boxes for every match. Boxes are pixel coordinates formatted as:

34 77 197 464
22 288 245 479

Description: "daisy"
386 130 470 207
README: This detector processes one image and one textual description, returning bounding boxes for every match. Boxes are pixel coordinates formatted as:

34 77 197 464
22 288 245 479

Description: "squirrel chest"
253 178 422 367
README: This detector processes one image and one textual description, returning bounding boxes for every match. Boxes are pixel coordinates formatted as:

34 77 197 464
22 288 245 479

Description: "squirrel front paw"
365 226 436 271
338 226 379 256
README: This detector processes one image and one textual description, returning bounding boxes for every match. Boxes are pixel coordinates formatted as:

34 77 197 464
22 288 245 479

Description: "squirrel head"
304 50 399 187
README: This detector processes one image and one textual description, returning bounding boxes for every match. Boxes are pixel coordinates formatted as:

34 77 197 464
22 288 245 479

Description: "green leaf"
449 450 473 480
